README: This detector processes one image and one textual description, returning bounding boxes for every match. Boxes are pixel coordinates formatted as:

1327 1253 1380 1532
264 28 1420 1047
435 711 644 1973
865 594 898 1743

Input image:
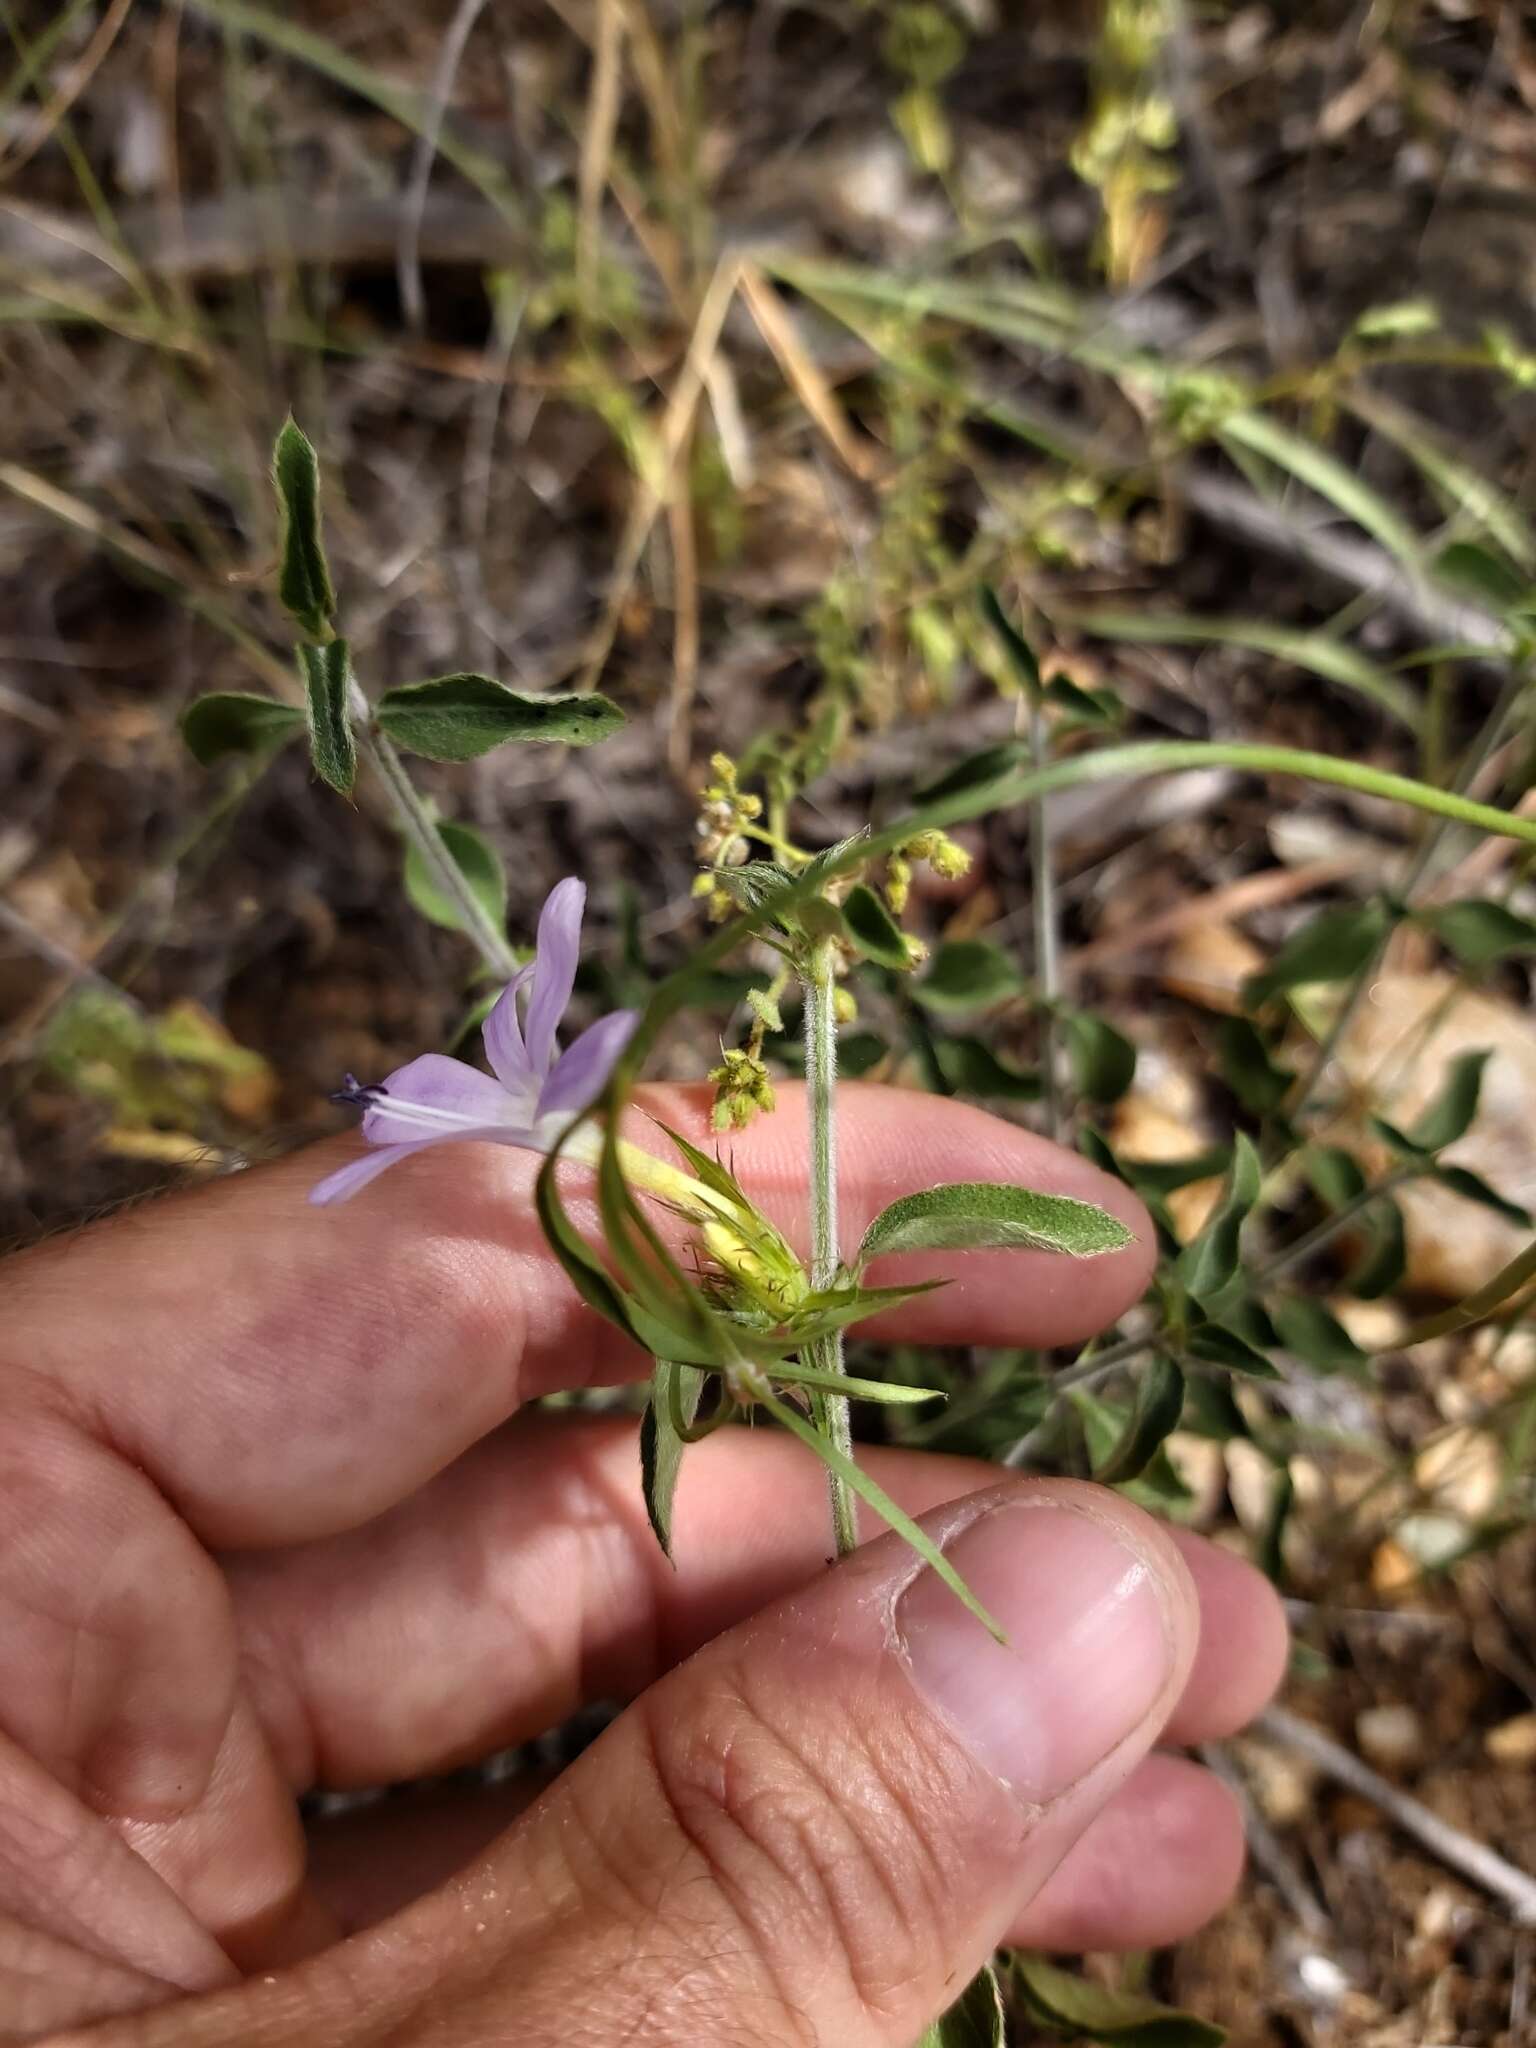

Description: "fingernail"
895 1502 1175 1800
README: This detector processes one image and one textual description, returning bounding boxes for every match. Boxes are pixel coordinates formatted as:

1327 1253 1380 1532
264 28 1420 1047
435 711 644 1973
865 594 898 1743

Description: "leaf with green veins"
1177 1135 1261 1301
918 1964 1007 2048
858 1183 1134 1265
376 675 624 760
934 1037 1042 1101
299 639 355 795
1215 1016 1293 1116
1244 900 1398 1006
272 419 336 640
842 882 911 970
756 1385 1005 1640
1433 1164 1533 1228
180 691 304 766
913 939 1026 1014
1271 1297 1369 1374
403 821 507 939
1062 1011 1137 1104
1093 1357 1186 1484
1420 899 1536 968
640 1358 706 1557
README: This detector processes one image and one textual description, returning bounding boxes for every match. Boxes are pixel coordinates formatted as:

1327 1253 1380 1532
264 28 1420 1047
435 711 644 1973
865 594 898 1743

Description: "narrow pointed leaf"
1244 900 1397 1005
1408 1047 1492 1152
1094 1356 1186 1484
843 882 912 969
640 1358 706 1557
914 741 1026 806
299 638 355 795
1346 1196 1407 1298
1062 1011 1137 1104
1185 1321 1280 1378
403 821 507 939
770 1361 945 1404
1013 1954 1224 2048
272 418 336 639
534 1143 641 1342
376 675 625 760
757 1385 1005 1640
934 1036 1042 1101
1305 1144 1367 1210
1177 1133 1261 1300
1421 899 1536 968
1215 1016 1292 1115
980 583 1042 699
1271 1297 1369 1374
858 1182 1134 1264
1433 1164 1532 1227
180 691 304 766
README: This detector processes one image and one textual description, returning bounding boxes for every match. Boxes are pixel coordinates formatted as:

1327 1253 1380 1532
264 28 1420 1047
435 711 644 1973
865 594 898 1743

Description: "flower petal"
536 1008 639 1122
359 1054 515 1144
309 1141 438 1206
482 963 536 1098
524 877 586 1078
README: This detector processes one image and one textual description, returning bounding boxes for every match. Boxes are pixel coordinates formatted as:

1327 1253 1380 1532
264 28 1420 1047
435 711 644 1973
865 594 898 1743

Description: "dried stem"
803 938 858 1556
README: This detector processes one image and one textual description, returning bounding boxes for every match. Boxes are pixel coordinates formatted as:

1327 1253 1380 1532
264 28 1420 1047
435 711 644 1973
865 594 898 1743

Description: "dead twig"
1259 1705 1536 1924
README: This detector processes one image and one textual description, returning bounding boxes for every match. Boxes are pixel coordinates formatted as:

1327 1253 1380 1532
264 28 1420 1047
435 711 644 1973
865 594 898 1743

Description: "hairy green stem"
362 725 521 984
803 938 858 1556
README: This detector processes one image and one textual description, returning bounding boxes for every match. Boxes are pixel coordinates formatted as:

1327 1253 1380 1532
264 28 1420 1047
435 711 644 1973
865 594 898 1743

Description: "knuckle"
634 1659 961 2033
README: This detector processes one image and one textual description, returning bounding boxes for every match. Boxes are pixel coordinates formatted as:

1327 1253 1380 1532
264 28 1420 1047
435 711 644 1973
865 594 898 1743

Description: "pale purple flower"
310 877 637 1206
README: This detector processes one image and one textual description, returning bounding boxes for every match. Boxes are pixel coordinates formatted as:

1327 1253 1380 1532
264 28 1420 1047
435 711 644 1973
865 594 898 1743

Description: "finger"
231 1412 1287 1790
301 1751 1243 1955
6 1085 1150 1551
97 1479 1202 2048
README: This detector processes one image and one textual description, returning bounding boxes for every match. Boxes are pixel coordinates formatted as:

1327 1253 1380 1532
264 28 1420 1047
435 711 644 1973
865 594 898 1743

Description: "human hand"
0 1087 1286 2046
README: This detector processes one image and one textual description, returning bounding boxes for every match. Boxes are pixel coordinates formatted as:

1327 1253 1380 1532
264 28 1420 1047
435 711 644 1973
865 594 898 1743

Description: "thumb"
397 1477 1198 2047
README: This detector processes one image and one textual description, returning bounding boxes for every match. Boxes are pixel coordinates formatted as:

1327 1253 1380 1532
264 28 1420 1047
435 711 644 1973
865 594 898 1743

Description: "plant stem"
803 937 858 1556
1029 701 1061 1140
362 725 521 984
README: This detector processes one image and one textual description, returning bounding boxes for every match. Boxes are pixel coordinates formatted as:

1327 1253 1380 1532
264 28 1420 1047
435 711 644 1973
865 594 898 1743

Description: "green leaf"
858 1182 1135 1264
534 1144 641 1343
1062 1010 1137 1104
299 638 355 795
1215 1016 1293 1116
1420 899 1536 968
640 1358 706 1557
1305 1144 1368 1210
842 882 911 970
1013 1954 1224 2048
403 821 508 940
1408 1047 1492 1152
1177 1134 1261 1301
180 691 305 766
1185 1321 1281 1378
1094 1356 1186 1484
979 584 1042 697
1433 1164 1533 1228
913 939 1026 1014
1432 540 1532 616
918 1964 1007 2048
1346 1196 1407 1298
1271 1297 1368 1374
1244 900 1397 1006
376 675 625 760
770 1360 946 1404
914 741 1026 806
272 418 336 640
756 1384 1005 1640
933 1036 1042 1101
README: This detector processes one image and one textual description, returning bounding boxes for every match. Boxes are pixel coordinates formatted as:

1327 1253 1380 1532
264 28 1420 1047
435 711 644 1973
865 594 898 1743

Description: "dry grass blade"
577 0 625 318
397 0 491 333
0 0 134 181
738 262 879 482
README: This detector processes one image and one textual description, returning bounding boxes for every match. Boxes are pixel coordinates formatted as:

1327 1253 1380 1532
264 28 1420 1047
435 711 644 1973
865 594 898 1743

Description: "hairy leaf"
859 1182 1134 1265
377 676 624 760
1177 1134 1261 1300
1013 1953 1225 2047
1063 1011 1137 1104
843 882 911 970
913 939 1026 1014
299 639 355 795
403 821 507 939
180 691 304 766
1094 1356 1186 1484
1271 1297 1369 1374
640 1359 706 1557
272 418 336 639
918 1965 1007 2048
